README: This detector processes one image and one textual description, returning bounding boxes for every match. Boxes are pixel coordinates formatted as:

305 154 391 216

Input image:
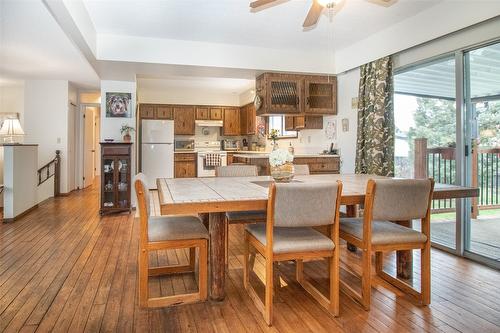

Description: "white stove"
195 141 227 177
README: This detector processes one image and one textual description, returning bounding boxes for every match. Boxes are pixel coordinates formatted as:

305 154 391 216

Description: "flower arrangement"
269 148 294 167
269 129 280 148
269 149 294 182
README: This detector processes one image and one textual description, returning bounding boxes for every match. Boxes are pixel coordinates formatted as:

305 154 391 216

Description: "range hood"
195 120 223 127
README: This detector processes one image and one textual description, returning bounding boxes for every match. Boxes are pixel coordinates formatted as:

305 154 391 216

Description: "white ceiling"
83 0 438 53
138 77 254 93
0 0 100 88
2 0 500 94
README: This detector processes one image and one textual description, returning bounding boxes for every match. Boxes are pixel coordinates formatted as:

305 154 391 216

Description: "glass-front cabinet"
100 142 132 215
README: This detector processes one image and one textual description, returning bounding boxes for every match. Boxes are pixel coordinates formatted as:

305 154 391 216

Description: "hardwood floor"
1 184 500 333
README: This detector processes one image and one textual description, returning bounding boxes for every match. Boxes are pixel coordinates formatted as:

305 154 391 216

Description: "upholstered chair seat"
148 216 209 242
244 181 343 325
134 173 208 308
338 178 434 311
340 218 427 245
246 224 335 254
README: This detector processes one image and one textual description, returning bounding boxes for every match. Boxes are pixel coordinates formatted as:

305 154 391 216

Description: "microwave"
175 139 195 151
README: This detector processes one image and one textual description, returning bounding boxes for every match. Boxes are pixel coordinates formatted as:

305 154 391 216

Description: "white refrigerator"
141 119 174 189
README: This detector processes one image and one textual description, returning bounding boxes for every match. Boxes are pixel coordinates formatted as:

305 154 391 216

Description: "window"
268 116 297 139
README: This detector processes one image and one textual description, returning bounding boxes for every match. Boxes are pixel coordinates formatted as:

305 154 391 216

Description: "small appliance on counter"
222 139 240 151
175 139 195 152
323 142 340 155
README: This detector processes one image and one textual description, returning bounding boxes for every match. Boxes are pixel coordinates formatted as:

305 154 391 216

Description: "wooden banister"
37 150 61 197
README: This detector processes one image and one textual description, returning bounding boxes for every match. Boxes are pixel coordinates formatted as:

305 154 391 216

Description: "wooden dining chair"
339 178 434 310
134 173 208 308
244 181 343 325
215 165 266 264
293 164 310 175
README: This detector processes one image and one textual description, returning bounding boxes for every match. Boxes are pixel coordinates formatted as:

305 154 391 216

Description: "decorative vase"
272 141 278 150
270 162 295 183
123 132 131 142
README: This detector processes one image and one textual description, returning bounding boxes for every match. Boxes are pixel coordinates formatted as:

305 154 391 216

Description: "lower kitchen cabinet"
174 153 196 178
233 155 339 176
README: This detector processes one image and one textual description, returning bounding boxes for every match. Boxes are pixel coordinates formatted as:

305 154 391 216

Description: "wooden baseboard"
2 204 39 223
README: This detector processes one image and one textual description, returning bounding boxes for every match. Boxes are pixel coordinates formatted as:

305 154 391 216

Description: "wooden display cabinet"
304 77 337 115
100 142 132 215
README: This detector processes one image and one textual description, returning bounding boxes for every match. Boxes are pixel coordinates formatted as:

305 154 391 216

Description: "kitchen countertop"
232 153 340 159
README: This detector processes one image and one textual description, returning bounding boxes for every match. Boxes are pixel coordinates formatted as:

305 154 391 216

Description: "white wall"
393 16 500 70
0 82 25 206
3 145 38 219
335 68 359 173
137 86 240 106
0 83 25 124
100 80 137 205
24 80 70 202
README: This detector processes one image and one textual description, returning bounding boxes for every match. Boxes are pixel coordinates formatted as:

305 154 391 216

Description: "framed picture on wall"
106 92 132 118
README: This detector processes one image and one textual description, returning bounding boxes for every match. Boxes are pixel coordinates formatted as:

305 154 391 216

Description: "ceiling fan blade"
303 0 324 28
366 0 398 7
250 0 278 8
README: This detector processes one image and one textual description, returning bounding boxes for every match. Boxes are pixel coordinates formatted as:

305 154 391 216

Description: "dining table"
156 174 479 301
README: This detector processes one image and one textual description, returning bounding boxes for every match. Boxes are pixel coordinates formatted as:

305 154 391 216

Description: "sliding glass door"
394 56 459 250
464 42 500 265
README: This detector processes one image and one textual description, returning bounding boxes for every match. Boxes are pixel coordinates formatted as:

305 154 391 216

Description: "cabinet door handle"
296 97 300 105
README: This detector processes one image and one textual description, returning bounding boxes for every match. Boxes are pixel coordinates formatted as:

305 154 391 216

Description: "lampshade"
0 118 25 143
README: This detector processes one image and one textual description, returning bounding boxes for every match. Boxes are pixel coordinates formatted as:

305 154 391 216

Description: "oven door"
197 153 227 177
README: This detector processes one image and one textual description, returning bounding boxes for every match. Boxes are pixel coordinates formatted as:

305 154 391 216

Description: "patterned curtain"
355 56 395 176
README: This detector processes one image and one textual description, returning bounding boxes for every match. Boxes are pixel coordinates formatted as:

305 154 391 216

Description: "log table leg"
209 212 226 301
396 220 413 280
346 205 358 252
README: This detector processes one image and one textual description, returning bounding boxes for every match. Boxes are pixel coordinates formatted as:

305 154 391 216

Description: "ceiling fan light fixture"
317 0 341 9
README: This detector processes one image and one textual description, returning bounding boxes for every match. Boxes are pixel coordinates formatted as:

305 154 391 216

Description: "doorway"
82 106 100 188
394 55 459 251
464 42 500 265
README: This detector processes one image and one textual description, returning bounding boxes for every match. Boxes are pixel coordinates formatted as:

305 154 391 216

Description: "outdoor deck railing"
414 138 500 215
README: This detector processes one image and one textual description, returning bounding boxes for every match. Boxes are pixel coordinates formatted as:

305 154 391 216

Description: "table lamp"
0 118 25 143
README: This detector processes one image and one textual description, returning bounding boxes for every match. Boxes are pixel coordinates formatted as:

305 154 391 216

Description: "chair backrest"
370 179 434 221
134 173 150 218
270 181 341 227
216 165 258 177
293 164 310 175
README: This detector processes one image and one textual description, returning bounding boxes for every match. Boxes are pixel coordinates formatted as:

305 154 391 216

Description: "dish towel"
205 153 221 167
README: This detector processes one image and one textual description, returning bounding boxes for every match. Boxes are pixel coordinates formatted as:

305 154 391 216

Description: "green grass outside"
431 208 500 221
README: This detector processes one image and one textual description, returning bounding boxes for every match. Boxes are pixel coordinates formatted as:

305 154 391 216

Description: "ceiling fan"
250 0 397 28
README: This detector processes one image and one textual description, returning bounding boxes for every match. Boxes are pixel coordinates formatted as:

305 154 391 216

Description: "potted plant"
120 124 135 142
269 129 280 150
269 148 294 182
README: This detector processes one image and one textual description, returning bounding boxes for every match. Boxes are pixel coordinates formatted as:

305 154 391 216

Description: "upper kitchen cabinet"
255 73 337 116
210 107 223 120
304 76 337 115
240 103 256 135
196 106 223 120
285 115 323 131
139 104 156 119
255 73 302 116
156 105 173 119
195 107 209 120
174 106 195 135
222 108 240 136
